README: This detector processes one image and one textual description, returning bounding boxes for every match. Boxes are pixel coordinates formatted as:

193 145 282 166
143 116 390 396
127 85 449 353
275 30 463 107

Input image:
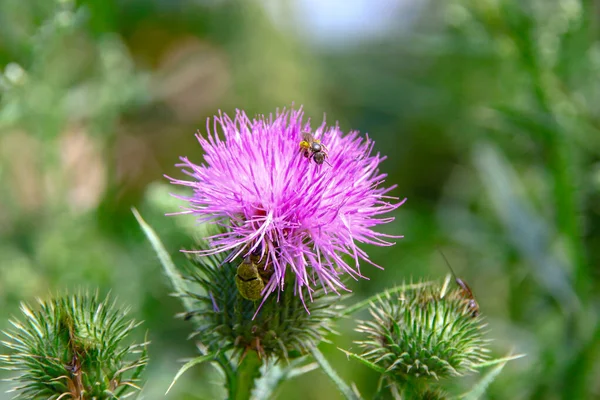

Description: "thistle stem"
229 352 262 400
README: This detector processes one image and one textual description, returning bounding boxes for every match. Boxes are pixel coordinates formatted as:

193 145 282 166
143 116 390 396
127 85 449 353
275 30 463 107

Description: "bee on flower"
299 131 330 166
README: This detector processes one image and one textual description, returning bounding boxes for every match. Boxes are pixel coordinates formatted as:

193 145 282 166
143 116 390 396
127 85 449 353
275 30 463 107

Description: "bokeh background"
1 0 599 398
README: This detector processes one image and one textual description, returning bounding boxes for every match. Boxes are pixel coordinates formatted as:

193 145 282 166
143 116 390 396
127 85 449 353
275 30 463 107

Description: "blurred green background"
1 0 599 398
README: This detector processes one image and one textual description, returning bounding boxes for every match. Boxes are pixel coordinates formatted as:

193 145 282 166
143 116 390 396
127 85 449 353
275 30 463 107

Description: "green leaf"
337 348 387 374
461 353 523 400
311 347 362 400
287 362 319 379
472 353 526 369
132 210 240 395
165 353 217 394
250 357 317 400
132 208 195 313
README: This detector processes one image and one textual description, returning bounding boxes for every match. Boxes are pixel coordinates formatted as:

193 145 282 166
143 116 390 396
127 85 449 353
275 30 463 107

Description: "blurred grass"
1 0 600 399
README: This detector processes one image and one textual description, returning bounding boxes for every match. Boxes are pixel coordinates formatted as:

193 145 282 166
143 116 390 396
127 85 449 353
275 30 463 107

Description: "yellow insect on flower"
299 131 330 166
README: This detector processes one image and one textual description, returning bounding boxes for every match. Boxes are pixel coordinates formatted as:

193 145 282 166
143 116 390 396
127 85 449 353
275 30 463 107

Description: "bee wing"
302 131 314 142
456 278 476 299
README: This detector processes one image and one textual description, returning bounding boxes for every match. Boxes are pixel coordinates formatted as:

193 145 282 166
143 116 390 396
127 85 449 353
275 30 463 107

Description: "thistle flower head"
356 280 490 383
0 293 148 399
167 107 403 303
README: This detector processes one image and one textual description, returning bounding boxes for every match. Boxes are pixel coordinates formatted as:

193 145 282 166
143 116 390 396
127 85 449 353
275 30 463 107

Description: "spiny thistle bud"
356 279 489 385
180 240 344 361
0 293 148 399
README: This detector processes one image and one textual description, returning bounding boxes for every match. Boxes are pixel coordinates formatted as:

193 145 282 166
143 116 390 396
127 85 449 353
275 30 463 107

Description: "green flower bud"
181 245 343 361
356 280 489 385
1 293 148 399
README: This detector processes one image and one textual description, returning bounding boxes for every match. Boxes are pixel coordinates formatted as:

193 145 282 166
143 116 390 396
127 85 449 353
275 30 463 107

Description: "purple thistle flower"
167 107 404 307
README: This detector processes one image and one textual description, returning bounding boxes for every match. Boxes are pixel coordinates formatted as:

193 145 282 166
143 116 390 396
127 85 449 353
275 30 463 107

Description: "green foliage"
0 293 148 399
1 0 600 398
